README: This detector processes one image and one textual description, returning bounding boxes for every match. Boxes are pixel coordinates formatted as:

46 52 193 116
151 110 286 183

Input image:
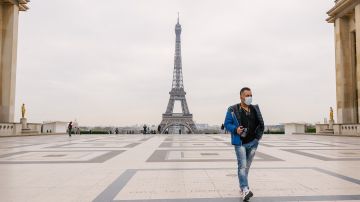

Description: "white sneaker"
242 190 253 201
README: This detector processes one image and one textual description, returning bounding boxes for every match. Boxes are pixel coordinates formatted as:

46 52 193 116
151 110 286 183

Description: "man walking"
224 87 264 201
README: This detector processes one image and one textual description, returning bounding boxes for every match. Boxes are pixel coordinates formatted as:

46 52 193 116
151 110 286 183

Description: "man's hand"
236 126 244 135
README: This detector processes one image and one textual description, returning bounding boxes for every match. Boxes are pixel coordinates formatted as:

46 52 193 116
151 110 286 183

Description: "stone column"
0 3 19 123
356 4 360 123
334 17 357 123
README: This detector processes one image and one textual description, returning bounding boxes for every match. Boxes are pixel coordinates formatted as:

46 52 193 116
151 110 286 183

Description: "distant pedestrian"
157 125 161 134
68 122 73 137
221 123 228 134
143 125 147 135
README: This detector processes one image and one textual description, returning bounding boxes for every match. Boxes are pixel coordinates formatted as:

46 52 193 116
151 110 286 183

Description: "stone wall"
334 124 360 136
0 122 41 137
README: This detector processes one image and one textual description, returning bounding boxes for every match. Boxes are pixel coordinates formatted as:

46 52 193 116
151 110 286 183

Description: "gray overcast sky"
14 0 336 126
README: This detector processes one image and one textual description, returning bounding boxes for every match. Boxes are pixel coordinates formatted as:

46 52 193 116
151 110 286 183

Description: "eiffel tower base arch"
159 114 197 134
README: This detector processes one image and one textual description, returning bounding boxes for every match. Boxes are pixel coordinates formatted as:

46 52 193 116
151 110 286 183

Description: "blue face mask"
244 97 252 105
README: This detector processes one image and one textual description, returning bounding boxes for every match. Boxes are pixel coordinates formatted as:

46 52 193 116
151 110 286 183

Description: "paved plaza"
0 134 359 202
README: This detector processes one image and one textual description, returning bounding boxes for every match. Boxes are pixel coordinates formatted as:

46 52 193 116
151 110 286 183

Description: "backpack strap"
230 104 242 125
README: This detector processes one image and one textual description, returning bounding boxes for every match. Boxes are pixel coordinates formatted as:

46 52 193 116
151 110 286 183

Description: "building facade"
0 0 29 123
327 0 360 124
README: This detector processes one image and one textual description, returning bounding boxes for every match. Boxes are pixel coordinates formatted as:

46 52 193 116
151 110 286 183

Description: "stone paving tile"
0 134 359 202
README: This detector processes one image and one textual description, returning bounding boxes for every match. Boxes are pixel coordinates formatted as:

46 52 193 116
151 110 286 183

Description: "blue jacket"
224 104 264 146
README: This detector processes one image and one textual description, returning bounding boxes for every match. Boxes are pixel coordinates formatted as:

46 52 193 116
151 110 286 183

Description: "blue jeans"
234 139 259 190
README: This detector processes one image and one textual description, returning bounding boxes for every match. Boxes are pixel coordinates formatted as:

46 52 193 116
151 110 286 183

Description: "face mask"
244 96 252 105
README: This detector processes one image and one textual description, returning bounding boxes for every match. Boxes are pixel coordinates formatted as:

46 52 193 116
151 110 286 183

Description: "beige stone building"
327 0 360 124
314 0 360 136
0 0 29 123
0 1 42 136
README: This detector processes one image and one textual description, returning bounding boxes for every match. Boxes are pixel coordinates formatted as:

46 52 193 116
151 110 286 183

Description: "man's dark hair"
240 87 251 95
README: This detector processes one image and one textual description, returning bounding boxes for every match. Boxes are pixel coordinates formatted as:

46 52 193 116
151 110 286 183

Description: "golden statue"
330 107 334 121
21 103 26 118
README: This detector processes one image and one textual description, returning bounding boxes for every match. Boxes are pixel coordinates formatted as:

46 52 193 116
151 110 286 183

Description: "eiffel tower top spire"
172 13 184 90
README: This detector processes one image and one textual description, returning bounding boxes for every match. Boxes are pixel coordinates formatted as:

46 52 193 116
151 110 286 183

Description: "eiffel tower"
159 15 197 134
